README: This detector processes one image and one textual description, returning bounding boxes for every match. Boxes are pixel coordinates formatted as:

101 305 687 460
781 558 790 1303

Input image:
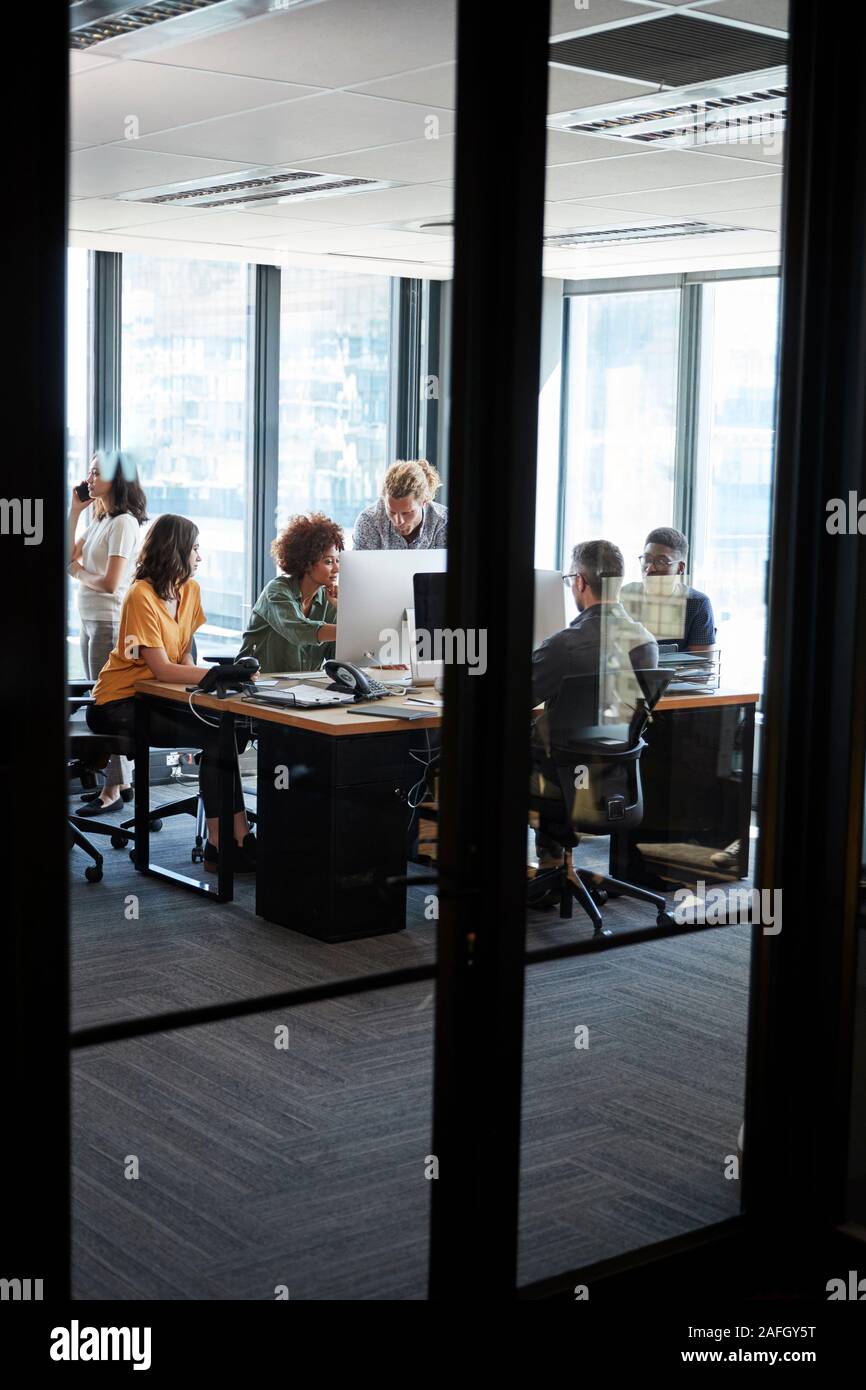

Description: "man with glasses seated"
620 526 715 653
530 539 658 871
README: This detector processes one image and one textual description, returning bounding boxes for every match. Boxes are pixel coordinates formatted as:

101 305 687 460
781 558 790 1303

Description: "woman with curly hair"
239 513 343 673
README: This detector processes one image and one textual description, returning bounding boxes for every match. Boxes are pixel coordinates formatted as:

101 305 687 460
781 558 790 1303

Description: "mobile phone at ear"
75 481 90 502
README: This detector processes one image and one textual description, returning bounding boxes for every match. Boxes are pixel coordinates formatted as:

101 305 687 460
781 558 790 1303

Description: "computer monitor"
335 548 447 665
533 569 567 649
412 569 567 652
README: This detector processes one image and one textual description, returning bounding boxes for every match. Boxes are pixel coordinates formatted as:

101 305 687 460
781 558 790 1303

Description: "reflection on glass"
278 270 391 543
563 289 680 570
121 255 252 656
66 247 91 676
692 278 780 693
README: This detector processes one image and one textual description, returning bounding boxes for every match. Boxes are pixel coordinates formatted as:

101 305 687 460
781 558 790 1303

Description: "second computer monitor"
412 569 567 652
335 548 447 665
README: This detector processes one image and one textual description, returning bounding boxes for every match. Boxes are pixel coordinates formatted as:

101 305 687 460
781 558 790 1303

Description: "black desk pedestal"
255 723 415 942
609 700 756 889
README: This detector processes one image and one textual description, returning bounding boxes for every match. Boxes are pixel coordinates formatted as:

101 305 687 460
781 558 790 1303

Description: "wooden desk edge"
656 689 759 711
135 679 759 734
134 679 442 735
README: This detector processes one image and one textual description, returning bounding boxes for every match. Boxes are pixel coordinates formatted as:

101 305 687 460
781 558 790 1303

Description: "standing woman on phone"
69 452 148 815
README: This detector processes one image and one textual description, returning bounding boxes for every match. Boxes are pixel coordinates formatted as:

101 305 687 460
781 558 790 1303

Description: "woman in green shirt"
240 513 343 672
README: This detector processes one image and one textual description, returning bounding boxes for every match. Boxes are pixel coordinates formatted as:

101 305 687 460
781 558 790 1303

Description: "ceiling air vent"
544 222 745 250
550 13 787 87
116 167 398 210
549 67 786 152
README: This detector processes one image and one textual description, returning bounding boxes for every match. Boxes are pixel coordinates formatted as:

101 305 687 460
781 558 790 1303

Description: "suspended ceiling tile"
71 60 319 148
70 145 252 199
134 0 457 88
131 91 454 165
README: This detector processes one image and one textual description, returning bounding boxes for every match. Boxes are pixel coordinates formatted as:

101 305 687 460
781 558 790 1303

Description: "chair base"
529 849 673 936
69 821 104 883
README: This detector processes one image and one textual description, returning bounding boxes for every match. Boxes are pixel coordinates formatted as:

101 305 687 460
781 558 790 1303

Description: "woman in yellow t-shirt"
87 513 256 873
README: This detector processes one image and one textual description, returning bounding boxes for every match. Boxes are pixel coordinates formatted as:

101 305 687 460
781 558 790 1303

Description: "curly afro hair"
272 512 344 577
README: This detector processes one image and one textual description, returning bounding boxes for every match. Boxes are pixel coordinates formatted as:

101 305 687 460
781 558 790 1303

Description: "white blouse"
77 512 141 623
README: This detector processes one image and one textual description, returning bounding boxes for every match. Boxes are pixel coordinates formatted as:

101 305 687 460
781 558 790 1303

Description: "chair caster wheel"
591 889 608 906
191 849 204 864
129 850 137 865
84 865 103 883
110 833 129 850
150 818 163 832
594 924 613 938
657 910 676 928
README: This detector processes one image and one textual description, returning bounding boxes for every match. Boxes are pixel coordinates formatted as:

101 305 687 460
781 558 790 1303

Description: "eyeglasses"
562 573 580 586
638 554 677 571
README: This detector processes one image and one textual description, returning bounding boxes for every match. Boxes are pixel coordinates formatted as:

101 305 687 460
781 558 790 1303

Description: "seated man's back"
531 600 658 752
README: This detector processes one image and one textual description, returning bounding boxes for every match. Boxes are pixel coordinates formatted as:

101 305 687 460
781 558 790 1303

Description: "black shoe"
203 834 257 875
79 789 101 803
120 787 134 804
234 832 257 872
76 796 123 817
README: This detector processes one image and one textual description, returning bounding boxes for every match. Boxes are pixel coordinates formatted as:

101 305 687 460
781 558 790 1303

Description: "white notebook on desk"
247 685 355 709
267 669 330 681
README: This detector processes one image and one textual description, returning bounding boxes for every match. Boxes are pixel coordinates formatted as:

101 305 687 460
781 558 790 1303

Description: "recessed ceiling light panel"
116 167 401 210
549 67 787 152
544 221 746 249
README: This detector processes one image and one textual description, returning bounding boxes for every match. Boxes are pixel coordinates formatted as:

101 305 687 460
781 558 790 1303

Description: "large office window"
561 276 778 694
562 288 680 572
66 247 91 677
278 270 391 544
121 255 252 654
692 278 780 691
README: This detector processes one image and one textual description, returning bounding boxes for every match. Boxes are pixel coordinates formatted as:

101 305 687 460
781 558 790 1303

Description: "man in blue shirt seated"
530 539 658 869
620 526 715 652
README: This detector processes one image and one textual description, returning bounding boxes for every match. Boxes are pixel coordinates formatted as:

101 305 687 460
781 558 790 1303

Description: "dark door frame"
9 0 866 1306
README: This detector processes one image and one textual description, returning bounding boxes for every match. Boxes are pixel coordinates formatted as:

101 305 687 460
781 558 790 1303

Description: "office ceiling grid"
68 0 787 276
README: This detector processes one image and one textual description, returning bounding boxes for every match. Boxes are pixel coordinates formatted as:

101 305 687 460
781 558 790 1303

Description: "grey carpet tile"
70 786 752 1299
71 930 750 1298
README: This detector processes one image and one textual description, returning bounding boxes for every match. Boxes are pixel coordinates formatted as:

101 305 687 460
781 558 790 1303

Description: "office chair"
67 679 162 882
527 666 677 937
69 650 257 880
76 641 252 871
68 678 198 882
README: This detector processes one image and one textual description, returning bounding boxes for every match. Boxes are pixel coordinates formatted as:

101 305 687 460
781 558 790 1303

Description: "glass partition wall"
66 249 782 1297
52 0 866 1312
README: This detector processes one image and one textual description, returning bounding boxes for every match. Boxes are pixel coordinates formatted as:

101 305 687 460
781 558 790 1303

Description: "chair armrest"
69 679 95 694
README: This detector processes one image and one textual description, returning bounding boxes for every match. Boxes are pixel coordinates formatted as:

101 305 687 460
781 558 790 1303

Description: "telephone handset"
323 660 389 699
192 655 260 698
323 659 374 696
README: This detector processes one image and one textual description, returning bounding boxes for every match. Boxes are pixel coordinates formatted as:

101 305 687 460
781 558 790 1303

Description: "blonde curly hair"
382 459 442 506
